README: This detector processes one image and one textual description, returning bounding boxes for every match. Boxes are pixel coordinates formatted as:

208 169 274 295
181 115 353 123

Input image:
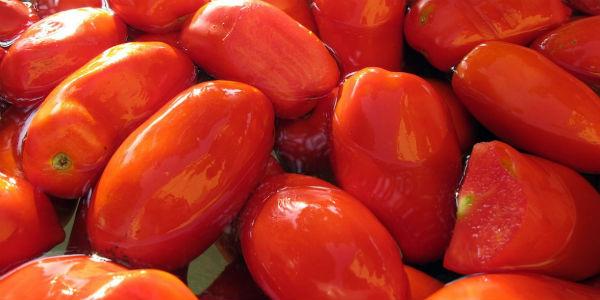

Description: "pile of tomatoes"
1 0 600 299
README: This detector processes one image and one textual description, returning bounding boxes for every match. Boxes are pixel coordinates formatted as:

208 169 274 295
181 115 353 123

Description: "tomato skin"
181 0 340 119
240 173 410 300
532 16 600 92
201 259 268 300
568 0 600 15
108 0 208 33
0 107 31 178
427 273 600 300
452 41 600 173
0 255 198 299
263 0 317 32
134 32 183 50
445 141 600 280
35 0 103 18
21 42 196 199
405 266 443 300
0 173 64 274
331 67 462 264
0 0 38 44
312 0 406 74
0 8 127 106
405 0 571 71
88 81 274 270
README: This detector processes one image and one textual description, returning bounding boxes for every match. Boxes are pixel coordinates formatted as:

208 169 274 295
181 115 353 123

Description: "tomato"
66 194 92 255
404 266 443 300
445 141 600 280
0 47 5 61
108 0 208 33
134 32 183 50
404 0 571 71
568 0 600 15
0 0 37 44
312 0 406 74
427 273 600 300
0 173 64 274
452 41 600 173
263 0 317 32
0 255 198 299
0 106 31 178
331 67 462 264
88 80 274 270
240 173 410 299
275 89 336 179
35 0 103 18
201 259 268 300
532 16 600 92
181 0 340 119
0 8 127 106
21 42 196 199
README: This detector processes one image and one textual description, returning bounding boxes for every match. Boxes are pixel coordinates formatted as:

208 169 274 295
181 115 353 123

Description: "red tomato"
404 266 443 300
263 0 317 32
568 0 600 15
0 255 198 299
201 259 268 300
108 0 208 33
331 67 462 264
0 8 127 106
0 0 37 44
405 0 571 71
0 106 31 178
181 0 340 119
0 47 5 61
66 194 92 255
312 0 406 74
445 141 600 280
427 273 600 300
35 0 103 18
584 275 600 288
134 32 183 50
532 16 600 92
452 41 600 173
88 80 274 270
240 173 410 299
21 42 196 199
275 89 336 179
0 173 64 274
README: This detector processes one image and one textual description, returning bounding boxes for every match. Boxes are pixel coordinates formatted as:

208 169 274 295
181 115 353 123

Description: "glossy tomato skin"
0 173 64 274
0 8 127 105
532 16 600 92
427 273 600 300
452 41 600 173
312 0 406 74
181 0 340 119
331 67 462 264
445 141 600 280
134 32 183 50
0 0 37 44
21 42 196 199
88 81 274 270
0 107 31 178
108 0 208 33
0 255 198 299
568 0 600 15
263 0 317 32
404 266 443 300
405 0 571 71
201 259 268 300
35 0 103 18
240 173 410 300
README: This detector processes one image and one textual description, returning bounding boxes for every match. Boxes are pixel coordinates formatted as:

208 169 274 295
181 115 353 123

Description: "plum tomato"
263 0 317 32
0 0 37 44
134 32 183 50
0 106 32 178
108 0 208 33
404 266 443 300
35 0 103 18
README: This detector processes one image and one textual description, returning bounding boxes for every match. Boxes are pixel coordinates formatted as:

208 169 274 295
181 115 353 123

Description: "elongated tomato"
405 266 443 300
532 16 600 92
134 32 183 50
88 81 274 270
452 41 600 173
0 8 127 105
109 0 208 33
240 174 410 300
0 107 31 178
0 0 37 44
331 67 462 264
181 0 340 119
36 0 103 18
0 256 198 299
445 141 600 280
0 173 64 274
568 0 600 15
21 42 196 199
312 0 406 74
263 0 317 32
427 273 600 300
405 0 571 71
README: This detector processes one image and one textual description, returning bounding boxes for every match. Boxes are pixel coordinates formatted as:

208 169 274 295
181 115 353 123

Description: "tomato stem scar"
52 152 72 171
457 194 474 219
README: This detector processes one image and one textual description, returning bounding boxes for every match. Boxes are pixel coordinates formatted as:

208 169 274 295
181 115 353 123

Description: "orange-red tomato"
181 0 340 119
0 255 198 299
35 0 103 18
452 41 600 173
312 0 406 74
0 0 37 44
201 259 268 300
404 0 571 71
0 173 64 274
0 47 5 61
0 106 31 178
134 32 183 50
568 0 600 15
240 174 410 299
427 273 600 300
108 0 208 33
21 42 196 199
532 16 600 92
88 80 274 270
263 0 317 32
405 266 443 300
0 8 127 106
446 141 600 280
331 67 462 264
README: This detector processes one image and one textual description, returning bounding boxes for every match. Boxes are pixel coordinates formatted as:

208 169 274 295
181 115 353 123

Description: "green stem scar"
52 152 72 171
457 194 475 219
